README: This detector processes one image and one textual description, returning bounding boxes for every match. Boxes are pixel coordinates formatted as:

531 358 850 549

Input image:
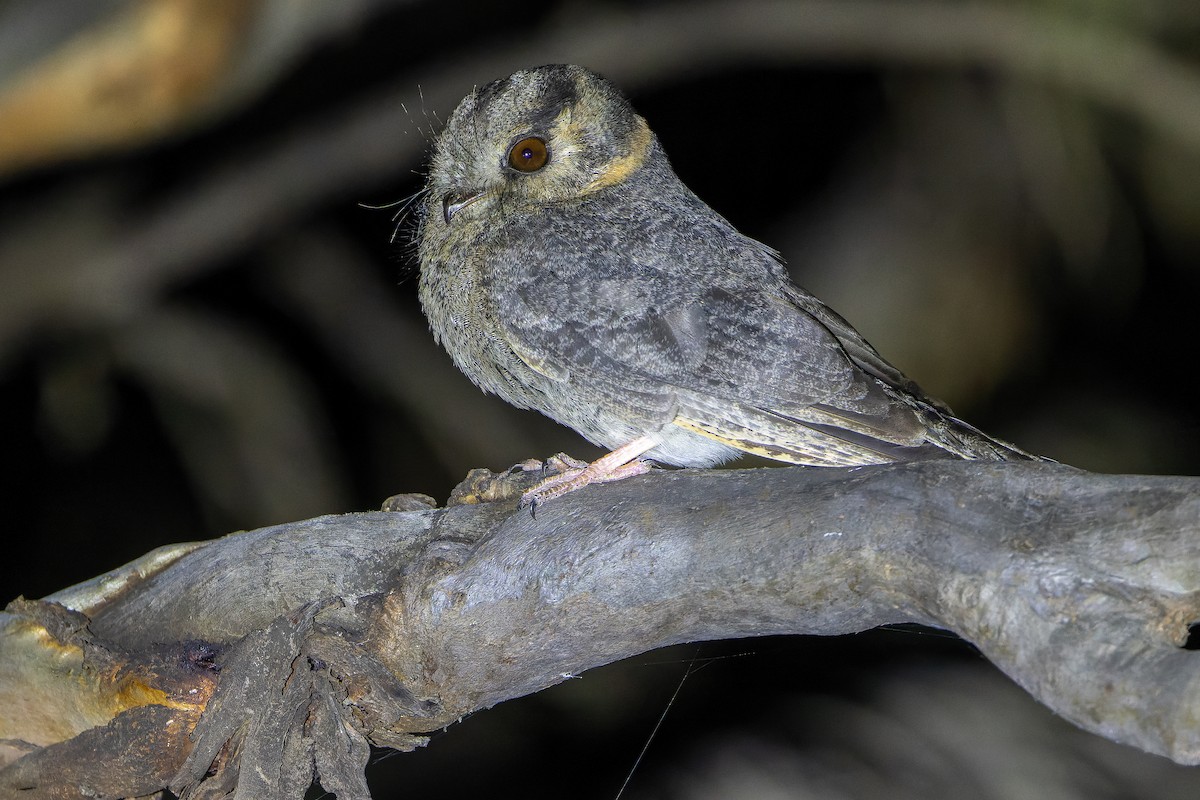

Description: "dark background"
2 1 1199 797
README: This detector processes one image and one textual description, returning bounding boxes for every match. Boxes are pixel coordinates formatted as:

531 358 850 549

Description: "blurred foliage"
2 0 1199 797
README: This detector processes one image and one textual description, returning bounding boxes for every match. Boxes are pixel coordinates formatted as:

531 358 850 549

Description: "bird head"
423 64 653 227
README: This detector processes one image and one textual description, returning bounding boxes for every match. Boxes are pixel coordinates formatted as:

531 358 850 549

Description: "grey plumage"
416 64 1041 493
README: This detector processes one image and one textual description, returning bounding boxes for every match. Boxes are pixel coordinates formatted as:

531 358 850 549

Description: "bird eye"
508 136 549 172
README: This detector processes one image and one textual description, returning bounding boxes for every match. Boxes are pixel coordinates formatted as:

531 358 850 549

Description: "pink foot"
519 437 659 513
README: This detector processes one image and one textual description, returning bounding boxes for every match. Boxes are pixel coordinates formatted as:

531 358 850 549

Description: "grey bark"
2 460 1198 799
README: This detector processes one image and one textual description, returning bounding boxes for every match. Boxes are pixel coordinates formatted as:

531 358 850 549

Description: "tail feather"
926 410 1051 462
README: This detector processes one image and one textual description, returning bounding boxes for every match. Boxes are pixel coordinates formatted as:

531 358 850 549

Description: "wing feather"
493 206 934 461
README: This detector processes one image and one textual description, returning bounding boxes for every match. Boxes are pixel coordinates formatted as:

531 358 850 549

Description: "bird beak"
442 190 486 223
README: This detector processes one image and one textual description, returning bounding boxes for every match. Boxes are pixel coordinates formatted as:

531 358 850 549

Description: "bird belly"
546 401 743 468
641 423 743 467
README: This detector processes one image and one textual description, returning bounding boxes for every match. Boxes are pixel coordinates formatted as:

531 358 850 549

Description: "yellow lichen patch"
111 675 195 714
0 612 211 749
19 618 86 660
1 617 105 745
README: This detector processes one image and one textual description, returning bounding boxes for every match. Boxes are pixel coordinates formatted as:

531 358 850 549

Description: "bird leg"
519 436 659 512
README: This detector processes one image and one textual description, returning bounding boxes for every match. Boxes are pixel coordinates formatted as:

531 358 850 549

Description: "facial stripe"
581 115 652 195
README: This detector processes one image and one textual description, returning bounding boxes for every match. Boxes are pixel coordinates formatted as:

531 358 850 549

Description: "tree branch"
2 461 1198 798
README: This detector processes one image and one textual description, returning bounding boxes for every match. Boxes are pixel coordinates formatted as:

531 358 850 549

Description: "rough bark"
1 461 1198 799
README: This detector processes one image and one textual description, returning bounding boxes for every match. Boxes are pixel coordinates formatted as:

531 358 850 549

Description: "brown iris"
508 136 549 172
